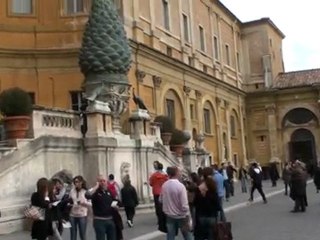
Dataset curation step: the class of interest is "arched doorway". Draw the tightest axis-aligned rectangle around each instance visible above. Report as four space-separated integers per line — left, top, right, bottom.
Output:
289 129 316 165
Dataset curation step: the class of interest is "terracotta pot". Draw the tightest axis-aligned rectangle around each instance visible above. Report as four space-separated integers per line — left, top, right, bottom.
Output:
170 145 185 157
161 132 172 145
3 116 31 139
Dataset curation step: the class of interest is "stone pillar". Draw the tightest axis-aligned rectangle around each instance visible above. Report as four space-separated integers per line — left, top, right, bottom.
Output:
183 86 192 147
195 90 203 133
215 97 223 163
266 104 279 160
153 75 162 114
86 111 112 138
129 109 151 140
239 104 248 165
225 100 233 163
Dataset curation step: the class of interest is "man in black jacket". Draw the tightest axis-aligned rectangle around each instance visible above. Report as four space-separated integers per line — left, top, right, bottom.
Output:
249 162 267 204
88 175 117 240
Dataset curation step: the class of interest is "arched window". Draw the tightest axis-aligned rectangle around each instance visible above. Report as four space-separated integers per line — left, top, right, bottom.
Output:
230 115 236 137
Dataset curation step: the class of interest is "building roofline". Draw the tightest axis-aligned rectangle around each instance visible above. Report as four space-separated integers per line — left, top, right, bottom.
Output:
242 18 285 38
215 1 242 24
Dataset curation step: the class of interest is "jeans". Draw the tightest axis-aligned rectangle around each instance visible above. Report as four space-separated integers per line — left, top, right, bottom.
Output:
166 216 193 240
197 217 216 240
218 197 226 222
240 178 247 193
224 180 230 200
93 219 116 240
70 216 87 240
124 206 135 222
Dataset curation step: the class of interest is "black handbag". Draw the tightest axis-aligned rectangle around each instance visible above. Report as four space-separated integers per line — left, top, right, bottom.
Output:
213 221 233 240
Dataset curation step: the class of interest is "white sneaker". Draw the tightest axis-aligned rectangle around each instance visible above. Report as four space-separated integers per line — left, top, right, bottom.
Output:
127 220 133 228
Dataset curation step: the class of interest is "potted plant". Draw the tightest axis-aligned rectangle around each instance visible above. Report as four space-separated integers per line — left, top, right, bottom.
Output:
154 115 174 145
0 87 33 139
170 129 191 157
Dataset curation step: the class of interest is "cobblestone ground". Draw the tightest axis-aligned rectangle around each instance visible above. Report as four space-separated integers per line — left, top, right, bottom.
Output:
2 180 310 240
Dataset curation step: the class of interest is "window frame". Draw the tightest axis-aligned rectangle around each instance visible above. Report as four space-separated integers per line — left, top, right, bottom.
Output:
70 91 86 111
203 108 211 134
8 0 36 17
182 13 190 43
162 0 170 31
213 36 219 60
166 99 175 126
199 25 206 52
225 44 231 66
230 115 236 138
60 0 89 17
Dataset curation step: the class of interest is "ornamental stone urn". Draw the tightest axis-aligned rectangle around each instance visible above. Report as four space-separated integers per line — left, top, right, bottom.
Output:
79 0 132 134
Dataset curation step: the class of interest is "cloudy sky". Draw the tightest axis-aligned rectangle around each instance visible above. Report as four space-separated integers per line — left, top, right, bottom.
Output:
220 0 320 72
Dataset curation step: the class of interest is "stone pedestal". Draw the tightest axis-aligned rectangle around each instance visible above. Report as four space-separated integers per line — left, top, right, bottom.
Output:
129 109 151 140
86 112 112 138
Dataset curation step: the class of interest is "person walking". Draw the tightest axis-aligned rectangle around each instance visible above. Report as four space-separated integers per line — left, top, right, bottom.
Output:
220 163 230 201
269 162 280 187
313 161 320 193
282 162 291 196
69 176 91 240
290 161 307 212
226 161 237 196
120 177 139 228
212 164 226 222
194 167 222 240
107 174 121 200
185 172 200 230
48 180 63 240
249 162 267 204
239 165 248 193
31 178 53 240
160 166 192 240
149 162 168 231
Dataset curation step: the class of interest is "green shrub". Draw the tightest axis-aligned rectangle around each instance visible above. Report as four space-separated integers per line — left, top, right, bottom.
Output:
0 87 33 116
154 115 174 133
170 129 191 145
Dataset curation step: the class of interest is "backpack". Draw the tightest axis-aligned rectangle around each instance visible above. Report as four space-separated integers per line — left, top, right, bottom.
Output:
107 181 117 199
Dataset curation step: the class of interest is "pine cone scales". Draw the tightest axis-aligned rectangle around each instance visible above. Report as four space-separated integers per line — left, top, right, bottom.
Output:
79 0 131 76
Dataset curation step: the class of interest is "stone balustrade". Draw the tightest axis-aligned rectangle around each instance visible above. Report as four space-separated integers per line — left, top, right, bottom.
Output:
32 106 82 139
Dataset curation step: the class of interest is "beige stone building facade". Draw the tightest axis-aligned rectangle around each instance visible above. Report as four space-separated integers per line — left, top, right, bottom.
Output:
1 0 318 169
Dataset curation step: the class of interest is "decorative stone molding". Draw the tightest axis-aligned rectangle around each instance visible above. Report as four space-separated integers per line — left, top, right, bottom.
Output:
183 86 191 96
195 90 202 99
265 104 276 114
135 69 146 83
153 75 162 88
215 97 222 106
224 100 230 109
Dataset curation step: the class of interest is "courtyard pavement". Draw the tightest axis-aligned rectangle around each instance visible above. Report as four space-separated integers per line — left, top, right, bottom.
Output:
2 179 315 240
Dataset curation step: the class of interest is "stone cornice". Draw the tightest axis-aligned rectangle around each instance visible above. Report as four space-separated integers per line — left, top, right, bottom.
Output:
0 47 80 57
129 40 246 97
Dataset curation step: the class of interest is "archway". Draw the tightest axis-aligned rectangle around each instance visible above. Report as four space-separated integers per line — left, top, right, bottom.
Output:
289 129 317 166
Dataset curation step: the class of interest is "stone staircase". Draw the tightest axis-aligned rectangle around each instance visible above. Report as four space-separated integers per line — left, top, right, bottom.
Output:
0 141 17 159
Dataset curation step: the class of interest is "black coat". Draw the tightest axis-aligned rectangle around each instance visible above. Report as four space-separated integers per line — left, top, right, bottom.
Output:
31 192 53 240
313 167 320 189
120 185 138 208
290 167 307 199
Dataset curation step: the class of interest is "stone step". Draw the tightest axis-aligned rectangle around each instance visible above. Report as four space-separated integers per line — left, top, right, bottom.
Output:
0 147 16 159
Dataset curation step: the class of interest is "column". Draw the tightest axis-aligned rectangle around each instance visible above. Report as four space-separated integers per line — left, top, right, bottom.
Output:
132 0 144 42
215 97 223 163
266 104 279 160
188 0 195 54
153 75 162 114
225 100 232 162
183 86 192 147
195 90 203 133
239 102 248 165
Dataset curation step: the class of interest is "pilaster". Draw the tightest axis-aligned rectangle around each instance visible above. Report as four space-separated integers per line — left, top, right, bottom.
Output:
183 86 192 147
266 104 278 160
215 96 223 163
195 90 203 133
153 75 162 114
225 100 232 163
239 103 248 165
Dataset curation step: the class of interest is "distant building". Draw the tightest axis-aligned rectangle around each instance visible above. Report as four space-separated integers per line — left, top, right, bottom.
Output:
0 0 317 168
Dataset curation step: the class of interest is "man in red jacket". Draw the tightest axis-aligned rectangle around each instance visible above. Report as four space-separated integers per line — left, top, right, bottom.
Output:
149 162 168 229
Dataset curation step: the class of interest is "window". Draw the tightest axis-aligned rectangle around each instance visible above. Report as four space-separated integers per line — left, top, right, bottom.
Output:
70 91 85 111
203 65 207 73
269 38 272 47
230 115 236 137
225 44 230 65
233 154 238 167
11 0 33 14
166 99 175 125
260 136 266 142
236 52 240 71
213 36 219 60
204 108 211 133
199 26 205 51
182 14 189 42
28 92 35 105
64 0 84 15
163 0 170 30
166 46 172 57
190 104 194 119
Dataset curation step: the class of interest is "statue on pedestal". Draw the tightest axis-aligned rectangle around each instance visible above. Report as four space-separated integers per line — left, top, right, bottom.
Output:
79 0 132 133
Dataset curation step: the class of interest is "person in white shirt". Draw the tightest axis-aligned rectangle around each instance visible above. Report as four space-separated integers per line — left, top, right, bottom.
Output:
69 175 91 240
220 163 230 201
